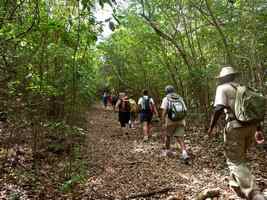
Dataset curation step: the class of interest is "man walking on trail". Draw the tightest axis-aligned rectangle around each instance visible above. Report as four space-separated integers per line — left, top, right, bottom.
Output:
115 92 131 134
208 66 265 200
138 89 159 142
111 93 118 111
129 95 138 129
160 85 189 161
102 91 108 109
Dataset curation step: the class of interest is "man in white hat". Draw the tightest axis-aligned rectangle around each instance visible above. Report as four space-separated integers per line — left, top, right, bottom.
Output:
208 66 265 200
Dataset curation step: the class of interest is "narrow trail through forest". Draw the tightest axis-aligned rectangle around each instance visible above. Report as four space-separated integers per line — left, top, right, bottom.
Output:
80 104 267 200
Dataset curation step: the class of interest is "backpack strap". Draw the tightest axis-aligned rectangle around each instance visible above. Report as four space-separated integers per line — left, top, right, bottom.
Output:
142 96 150 107
230 83 241 90
166 96 172 111
227 83 240 121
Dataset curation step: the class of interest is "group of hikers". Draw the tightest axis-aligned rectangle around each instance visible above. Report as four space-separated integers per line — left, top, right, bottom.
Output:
102 66 266 200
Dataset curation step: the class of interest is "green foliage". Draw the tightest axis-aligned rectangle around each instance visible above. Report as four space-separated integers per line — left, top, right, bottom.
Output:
97 0 267 114
0 0 111 121
60 175 83 193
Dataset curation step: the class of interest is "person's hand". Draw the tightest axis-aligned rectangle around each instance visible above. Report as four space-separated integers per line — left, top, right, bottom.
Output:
255 131 265 144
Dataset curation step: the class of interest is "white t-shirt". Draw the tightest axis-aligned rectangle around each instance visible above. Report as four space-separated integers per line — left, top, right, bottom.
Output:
160 96 185 126
138 96 155 109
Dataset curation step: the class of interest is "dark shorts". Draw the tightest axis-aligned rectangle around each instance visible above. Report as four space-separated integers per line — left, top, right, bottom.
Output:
119 111 130 127
140 112 153 123
111 100 116 106
111 97 117 106
103 96 108 106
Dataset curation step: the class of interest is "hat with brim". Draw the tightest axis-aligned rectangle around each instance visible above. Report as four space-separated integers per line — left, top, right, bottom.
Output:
216 66 238 79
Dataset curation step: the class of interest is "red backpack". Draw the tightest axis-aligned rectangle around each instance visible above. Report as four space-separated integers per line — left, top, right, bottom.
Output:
119 97 130 112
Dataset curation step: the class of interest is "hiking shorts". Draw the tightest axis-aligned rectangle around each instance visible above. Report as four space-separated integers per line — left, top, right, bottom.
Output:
103 96 108 106
118 111 130 127
166 124 185 138
111 98 117 106
140 112 153 123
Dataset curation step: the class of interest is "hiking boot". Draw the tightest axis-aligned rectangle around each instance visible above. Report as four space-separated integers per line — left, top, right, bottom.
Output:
143 136 149 142
181 151 189 160
161 149 168 157
161 149 176 157
180 151 190 164
179 157 190 165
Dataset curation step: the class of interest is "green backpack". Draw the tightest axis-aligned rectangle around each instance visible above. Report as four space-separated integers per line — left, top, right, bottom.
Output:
167 95 187 121
232 84 266 124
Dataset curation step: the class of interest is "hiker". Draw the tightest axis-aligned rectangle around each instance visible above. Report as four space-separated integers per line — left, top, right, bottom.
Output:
208 66 265 200
115 92 131 134
102 92 108 109
111 94 118 111
129 95 138 129
108 95 113 106
160 85 189 161
138 89 159 141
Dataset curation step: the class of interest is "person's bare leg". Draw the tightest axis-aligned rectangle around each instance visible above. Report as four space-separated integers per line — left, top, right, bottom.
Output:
147 123 152 137
177 137 186 152
165 135 171 150
143 122 149 141
177 137 189 159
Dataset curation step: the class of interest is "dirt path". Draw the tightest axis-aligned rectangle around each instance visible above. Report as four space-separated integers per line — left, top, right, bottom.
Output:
81 105 267 200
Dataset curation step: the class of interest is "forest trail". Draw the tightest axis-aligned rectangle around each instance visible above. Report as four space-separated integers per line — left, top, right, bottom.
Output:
80 104 266 200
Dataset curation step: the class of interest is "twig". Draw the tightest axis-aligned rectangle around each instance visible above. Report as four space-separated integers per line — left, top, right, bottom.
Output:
123 187 173 199
121 161 150 165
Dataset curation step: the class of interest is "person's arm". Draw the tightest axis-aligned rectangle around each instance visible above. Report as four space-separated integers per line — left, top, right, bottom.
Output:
153 104 159 117
160 98 168 127
150 98 159 116
208 105 225 136
161 108 167 126
115 99 121 112
137 98 142 112
208 85 227 136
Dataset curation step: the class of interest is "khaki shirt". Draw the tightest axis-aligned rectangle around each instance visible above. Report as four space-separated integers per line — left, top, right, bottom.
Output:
214 82 242 128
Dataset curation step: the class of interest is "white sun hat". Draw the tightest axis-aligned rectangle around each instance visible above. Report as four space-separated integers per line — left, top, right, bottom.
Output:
216 66 238 79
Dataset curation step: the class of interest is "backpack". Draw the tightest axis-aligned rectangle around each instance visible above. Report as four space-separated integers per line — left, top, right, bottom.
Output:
167 95 187 121
231 84 266 124
112 95 118 104
119 98 130 112
129 99 138 113
141 97 153 113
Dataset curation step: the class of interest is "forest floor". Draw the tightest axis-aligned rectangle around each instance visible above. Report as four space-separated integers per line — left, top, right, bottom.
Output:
0 104 266 200
79 104 267 200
